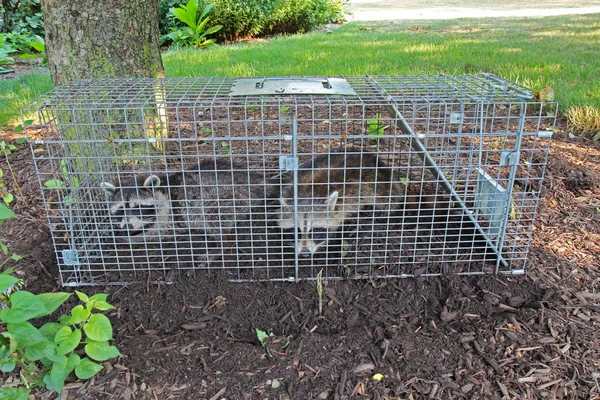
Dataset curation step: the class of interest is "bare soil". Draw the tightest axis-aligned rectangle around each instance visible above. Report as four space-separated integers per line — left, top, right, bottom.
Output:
1 116 599 399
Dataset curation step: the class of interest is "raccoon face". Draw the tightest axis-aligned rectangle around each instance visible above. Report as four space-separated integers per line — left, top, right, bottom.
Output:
278 191 343 256
101 175 171 241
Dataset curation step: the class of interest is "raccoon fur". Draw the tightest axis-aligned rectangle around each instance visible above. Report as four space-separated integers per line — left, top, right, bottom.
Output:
277 152 405 257
101 159 276 262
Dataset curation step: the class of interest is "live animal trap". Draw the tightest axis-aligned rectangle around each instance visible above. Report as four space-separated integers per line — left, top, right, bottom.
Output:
24 74 555 286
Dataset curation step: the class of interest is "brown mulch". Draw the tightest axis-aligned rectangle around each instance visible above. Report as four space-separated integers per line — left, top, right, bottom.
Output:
1 121 600 400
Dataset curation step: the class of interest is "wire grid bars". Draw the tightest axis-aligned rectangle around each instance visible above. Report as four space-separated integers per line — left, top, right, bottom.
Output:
24 74 555 286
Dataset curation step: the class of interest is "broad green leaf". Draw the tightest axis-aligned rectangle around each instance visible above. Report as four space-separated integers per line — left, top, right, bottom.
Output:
69 304 90 325
39 322 61 342
0 274 19 293
174 0 199 29
75 290 90 304
58 314 71 326
37 292 71 315
42 354 79 393
75 357 104 380
10 254 22 262
24 339 56 361
91 301 114 311
15 137 26 144
23 120 33 125
13 125 23 133
0 203 16 220
199 3 213 20
54 326 82 355
0 387 29 400
83 314 113 341
30 41 45 52
43 355 68 393
89 293 108 302
0 331 17 354
84 340 120 361
3 193 14 206
204 25 223 35
0 291 47 322
66 353 81 374
0 362 15 373
44 179 65 189
6 322 45 346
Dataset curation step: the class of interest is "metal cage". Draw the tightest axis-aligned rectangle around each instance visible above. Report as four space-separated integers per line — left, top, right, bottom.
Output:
24 74 555 286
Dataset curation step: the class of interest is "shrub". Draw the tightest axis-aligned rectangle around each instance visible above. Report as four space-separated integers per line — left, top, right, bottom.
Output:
1 0 44 37
158 0 348 42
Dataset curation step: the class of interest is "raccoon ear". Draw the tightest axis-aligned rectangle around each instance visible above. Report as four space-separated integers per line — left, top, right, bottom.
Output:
143 175 162 188
326 191 339 211
100 182 116 195
280 197 291 206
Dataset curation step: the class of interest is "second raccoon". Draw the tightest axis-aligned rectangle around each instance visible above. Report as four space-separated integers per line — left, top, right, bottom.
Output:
277 152 406 257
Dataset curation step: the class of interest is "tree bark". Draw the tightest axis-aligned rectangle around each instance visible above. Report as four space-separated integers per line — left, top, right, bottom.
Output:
41 0 164 85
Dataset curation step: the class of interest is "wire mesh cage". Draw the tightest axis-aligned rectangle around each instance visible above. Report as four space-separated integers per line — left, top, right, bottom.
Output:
24 74 555 286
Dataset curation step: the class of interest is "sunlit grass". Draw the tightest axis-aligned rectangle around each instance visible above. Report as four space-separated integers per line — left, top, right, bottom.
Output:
0 72 52 128
2 13 599 134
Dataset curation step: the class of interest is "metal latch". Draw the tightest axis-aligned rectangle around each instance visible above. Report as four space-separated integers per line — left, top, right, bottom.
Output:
499 150 520 167
62 249 80 266
279 156 298 171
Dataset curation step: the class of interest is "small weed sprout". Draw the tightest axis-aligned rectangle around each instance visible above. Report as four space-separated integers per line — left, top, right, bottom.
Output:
255 328 275 358
366 113 387 139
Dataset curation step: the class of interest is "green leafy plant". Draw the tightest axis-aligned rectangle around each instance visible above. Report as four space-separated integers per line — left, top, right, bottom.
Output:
0 206 20 278
255 328 275 358
0 275 120 396
161 0 223 48
2 0 44 37
366 113 387 139
0 138 24 206
1 32 45 57
0 35 16 66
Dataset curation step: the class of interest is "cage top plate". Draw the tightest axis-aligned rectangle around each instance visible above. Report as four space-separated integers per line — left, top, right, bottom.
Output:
229 77 358 96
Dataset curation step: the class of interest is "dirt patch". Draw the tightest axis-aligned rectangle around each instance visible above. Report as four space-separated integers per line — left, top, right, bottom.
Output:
1 120 600 399
0 60 48 80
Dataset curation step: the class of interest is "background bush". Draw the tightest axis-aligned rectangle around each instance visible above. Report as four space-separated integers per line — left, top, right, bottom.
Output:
0 0 44 36
159 0 347 42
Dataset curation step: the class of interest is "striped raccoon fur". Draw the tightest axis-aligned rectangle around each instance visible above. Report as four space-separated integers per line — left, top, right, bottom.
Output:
277 152 407 257
101 159 275 261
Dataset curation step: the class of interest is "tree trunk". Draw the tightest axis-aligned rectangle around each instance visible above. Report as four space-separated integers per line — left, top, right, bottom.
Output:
41 0 164 85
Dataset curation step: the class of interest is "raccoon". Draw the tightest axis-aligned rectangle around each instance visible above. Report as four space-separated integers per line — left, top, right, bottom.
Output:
101 158 276 262
276 151 497 263
277 152 406 257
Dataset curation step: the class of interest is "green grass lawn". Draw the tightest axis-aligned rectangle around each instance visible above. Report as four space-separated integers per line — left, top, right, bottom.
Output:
1 13 599 132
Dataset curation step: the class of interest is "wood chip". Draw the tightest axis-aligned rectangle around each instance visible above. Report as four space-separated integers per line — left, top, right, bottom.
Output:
351 363 375 374
208 387 226 400
537 379 562 390
181 322 207 330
